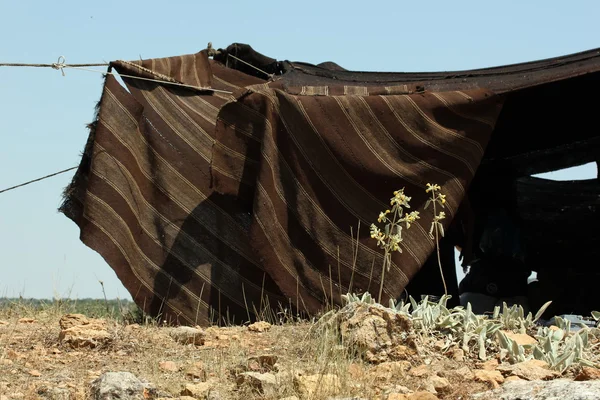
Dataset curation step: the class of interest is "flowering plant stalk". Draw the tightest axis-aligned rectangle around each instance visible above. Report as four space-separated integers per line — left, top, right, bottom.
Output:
425 183 448 296
370 188 420 304
370 184 448 304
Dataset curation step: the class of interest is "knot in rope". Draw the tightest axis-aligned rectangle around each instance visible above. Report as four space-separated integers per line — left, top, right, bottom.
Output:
51 56 67 76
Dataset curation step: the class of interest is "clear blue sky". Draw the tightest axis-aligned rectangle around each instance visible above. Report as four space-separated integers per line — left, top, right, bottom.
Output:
1 1 598 300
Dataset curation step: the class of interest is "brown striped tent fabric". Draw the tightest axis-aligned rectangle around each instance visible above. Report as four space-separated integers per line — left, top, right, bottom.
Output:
61 48 505 326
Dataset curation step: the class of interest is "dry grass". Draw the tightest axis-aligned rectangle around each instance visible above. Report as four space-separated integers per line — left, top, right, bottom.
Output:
0 302 504 400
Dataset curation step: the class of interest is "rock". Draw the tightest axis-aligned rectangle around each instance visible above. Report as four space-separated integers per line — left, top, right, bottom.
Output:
451 348 465 362
17 318 35 324
326 397 368 400
181 382 213 399
383 385 412 396
37 386 71 400
279 397 300 400
90 372 153 400
369 361 411 382
185 362 207 381
472 379 600 399
6 349 20 360
426 375 450 393
247 354 278 371
319 302 416 363
505 376 522 382
409 393 439 400
158 361 178 372
28 369 41 377
409 364 431 377
496 359 559 381
170 327 205 345
575 366 600 381
236 372 278 395
0 320 8 325
474 369 505 388
448 366 474 381
480 359 499 371
206 390 222 400
501 331 537 346
248 321 271 332
294 374 340 398
388 393 439 400
59 314 91 329
59 322 112 349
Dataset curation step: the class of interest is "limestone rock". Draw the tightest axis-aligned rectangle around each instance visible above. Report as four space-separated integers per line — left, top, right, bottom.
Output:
496 359 559 381
59 314 91 329
185 362 207 381
248 321 271 332
294 374 340 398
37 386 71 400
501 331 537 346
426 375 450 393
59 319 111 349
471 379 600 399
181 382 213 399
170 326 205 345
575 366 600 381
236 372 278 395
158 361 178 372
474 369 505 388
90 372 153 400
322 302 416 364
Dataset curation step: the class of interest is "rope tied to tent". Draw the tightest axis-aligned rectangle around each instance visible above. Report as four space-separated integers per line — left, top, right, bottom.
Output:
0 56 233 94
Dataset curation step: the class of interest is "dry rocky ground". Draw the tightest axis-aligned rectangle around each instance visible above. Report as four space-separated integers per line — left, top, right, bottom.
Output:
2 302 600 400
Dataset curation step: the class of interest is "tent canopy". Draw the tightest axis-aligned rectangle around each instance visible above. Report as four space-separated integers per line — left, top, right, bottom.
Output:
61 44 600 325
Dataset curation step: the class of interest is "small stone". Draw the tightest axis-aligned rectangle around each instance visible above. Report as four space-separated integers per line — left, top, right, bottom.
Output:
505 375 523 382
236 372 278 394
501 330 537 346
451 348 465 362
279 397 300 400
59 314 90 329
387 395 410 400
91 372 152 400
158 361 178 372
59 323 112 349
426 375 450 393
28 369 41 377
18 318 35 324
181 382 212 398
407 393 439 400
480 359 499 371
448 366 474 380
6 349 19 360
474 369 504 388
185 362 207 381
575 366 600 381
409 364 431 377
294 374 340 398
0 359 12 366
497 359 559 381
116 350 127 356
0 320 8 325
124 324 141 332
37 386 71 400
170 326 205 345
248 321 271 333
247 354 278 372
433 340 445 351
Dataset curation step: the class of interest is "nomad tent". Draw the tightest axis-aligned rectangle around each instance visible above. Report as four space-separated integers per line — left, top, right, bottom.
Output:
61 44 600 325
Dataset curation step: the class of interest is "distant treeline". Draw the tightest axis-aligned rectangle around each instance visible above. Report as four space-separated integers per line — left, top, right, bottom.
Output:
0 297 142 321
